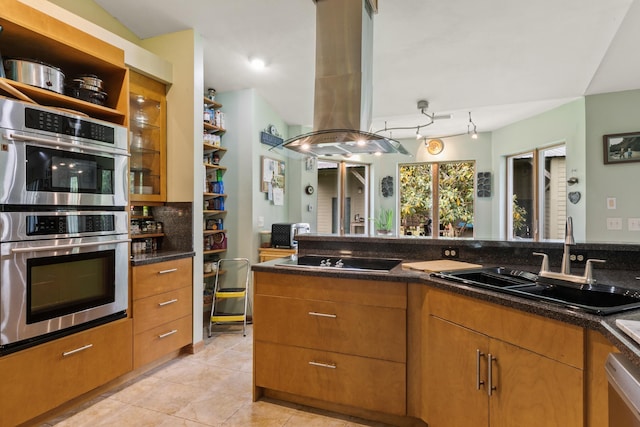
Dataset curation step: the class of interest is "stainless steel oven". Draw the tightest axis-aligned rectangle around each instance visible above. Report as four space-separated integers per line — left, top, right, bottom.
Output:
0 97 128 207
0 210 129 352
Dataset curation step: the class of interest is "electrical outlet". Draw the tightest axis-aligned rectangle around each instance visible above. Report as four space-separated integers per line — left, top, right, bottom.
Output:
569 252 587 263
607 217 622 230
442 247 460 259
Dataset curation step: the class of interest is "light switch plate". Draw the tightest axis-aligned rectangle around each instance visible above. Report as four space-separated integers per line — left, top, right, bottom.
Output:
629 218 640 231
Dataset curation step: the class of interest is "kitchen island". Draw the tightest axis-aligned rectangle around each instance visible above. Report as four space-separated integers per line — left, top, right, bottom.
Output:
252 235 640 427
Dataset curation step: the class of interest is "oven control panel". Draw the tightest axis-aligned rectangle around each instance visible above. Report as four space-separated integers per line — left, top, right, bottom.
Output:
25 107 115 144
26 214 116 236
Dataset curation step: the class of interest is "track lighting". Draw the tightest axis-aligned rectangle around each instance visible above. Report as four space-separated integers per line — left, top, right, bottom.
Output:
468 112 478 139
374 101 481 141
375 99 451 137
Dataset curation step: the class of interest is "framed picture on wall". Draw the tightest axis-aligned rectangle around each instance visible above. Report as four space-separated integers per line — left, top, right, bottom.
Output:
603 131 640 164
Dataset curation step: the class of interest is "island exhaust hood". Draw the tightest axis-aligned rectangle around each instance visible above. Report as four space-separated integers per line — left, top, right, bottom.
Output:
283 0 409 157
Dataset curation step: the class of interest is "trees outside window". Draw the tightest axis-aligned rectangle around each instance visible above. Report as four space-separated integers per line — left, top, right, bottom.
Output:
399 161 475 238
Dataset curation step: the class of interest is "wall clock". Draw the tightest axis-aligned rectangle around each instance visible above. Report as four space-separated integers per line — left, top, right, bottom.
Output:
427 138 444 155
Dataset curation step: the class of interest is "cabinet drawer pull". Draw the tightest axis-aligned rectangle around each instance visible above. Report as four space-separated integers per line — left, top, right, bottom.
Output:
308 311 337 318
158 298 178 307
476 349 485 390
308 361 336 369
158 329 178 339
62 343 93 357
487 354 497 396
158 268 178 274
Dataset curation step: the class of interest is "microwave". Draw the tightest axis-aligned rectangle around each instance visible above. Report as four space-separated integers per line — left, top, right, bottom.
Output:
271 223 310 248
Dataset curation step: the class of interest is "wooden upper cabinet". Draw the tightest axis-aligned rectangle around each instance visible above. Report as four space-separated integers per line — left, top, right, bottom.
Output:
0 1 128 124
129 71 167 202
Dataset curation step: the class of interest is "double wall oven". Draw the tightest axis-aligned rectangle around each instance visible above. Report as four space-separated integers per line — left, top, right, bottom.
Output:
0 97 129 354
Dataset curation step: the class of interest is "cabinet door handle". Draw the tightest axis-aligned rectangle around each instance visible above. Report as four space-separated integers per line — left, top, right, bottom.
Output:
62 343 93 357
158 268 178 274
487 354 497 396
308 361 337 369
158 329 178 339
476 349 485 390
158 298 178 307
308 311 337 318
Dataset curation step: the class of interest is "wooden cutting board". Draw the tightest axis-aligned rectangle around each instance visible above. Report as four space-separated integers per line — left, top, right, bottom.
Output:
402 260 482 272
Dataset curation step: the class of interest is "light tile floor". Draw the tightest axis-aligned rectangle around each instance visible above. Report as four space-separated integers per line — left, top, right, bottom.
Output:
42 324 393 426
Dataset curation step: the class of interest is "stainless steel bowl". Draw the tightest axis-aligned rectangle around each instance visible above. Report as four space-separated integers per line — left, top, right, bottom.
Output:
4 58 65 94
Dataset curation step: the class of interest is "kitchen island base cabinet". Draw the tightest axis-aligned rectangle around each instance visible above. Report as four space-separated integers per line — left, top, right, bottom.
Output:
425 289 584 427
0 318 132 427
255 341 406 415
253 272 415 425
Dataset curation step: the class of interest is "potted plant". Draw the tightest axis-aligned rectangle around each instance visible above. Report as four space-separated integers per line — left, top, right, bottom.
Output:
372 208 394 235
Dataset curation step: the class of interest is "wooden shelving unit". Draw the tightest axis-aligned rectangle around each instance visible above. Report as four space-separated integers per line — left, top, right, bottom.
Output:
202 96 228 311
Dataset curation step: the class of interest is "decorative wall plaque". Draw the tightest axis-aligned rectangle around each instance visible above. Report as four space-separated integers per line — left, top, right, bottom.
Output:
381 176 394 197
477 172 492 197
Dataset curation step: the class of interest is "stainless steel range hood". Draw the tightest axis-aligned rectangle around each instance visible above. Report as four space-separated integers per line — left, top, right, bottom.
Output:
283 0 409 157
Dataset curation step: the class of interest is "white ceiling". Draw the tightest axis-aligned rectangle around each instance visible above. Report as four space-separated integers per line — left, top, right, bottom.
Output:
94 0 640 140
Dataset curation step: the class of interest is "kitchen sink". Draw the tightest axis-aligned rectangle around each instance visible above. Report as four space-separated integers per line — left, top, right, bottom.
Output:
510 280 640 315
276 255 403 272
433 267 640 315
433 267 538 289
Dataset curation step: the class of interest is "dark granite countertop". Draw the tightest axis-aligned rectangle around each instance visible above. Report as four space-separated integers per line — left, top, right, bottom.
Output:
130 250 195 266
252 258 640 368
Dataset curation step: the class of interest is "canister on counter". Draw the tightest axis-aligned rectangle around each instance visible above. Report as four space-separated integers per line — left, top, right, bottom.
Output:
259 230 272 248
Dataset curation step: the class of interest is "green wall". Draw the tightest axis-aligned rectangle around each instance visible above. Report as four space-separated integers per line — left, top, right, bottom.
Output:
585 89 640 243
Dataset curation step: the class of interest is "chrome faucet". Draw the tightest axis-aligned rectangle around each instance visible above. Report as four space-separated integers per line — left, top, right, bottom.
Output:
533 217 606 285
561 216 575 275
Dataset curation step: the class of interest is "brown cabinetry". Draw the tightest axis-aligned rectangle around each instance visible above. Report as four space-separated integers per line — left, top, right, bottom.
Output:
132 258 193 368
253 272 407 417
425 289 584 427
129 71 167 202
258 247 296 262
0 1 128 125
0 319 132 427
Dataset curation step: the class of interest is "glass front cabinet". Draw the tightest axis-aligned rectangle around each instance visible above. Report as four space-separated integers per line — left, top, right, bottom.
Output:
129 71 167 202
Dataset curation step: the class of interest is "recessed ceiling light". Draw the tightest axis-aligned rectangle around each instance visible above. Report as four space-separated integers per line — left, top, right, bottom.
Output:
249 57 266 71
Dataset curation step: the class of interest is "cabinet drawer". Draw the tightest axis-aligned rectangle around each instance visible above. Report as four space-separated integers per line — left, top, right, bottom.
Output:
254 272 406 309
255 341 406 416
133 286 192 334
132 257 192 299
428 288 584 369
0 319 132 427
254 294 406 362
134 315 192 368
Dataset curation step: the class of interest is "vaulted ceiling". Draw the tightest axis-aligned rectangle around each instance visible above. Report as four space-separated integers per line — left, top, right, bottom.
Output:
94 0 640 139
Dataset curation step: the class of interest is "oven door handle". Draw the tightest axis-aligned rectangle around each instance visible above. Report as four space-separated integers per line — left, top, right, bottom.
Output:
11 239 131 253
8 133 130 157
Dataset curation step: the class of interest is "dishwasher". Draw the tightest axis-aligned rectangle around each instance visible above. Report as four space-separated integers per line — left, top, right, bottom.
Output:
606 353 640 426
